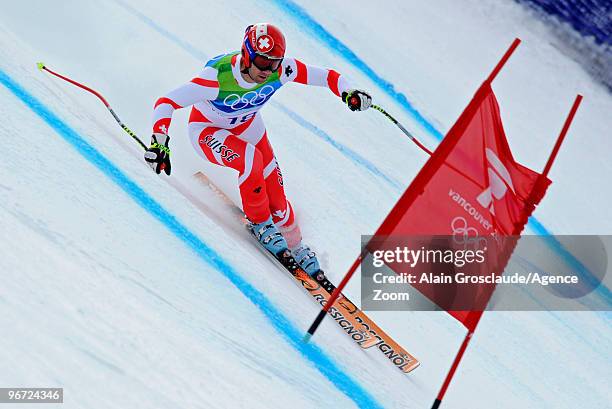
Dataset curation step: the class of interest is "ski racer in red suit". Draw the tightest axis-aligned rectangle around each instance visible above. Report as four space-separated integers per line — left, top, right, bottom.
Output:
145 23 372 278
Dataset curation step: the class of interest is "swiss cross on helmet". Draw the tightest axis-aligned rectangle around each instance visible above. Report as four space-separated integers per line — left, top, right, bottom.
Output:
241 23 286 69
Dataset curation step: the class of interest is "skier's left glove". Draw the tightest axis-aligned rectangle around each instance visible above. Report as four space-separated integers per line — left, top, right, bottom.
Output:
342 89 372 111
144 132 171 175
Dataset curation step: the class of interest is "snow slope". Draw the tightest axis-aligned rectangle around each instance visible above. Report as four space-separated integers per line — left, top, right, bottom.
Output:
1 0 610 408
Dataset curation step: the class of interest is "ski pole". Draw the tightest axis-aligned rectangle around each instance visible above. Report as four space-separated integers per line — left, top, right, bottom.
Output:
371 103 482 186
304 253 364 343
37 62 148 151
371 104 432 155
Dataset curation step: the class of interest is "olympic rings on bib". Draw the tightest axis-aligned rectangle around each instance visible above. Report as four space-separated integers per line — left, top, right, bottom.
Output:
223 85 276 111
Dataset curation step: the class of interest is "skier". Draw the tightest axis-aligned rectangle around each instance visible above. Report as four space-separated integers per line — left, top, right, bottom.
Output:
144 23 372 278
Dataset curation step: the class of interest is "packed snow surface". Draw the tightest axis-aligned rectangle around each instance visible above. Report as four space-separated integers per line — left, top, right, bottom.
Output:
1 1 610 408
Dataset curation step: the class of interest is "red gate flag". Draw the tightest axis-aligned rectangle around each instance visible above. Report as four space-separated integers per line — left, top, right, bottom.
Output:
372 80 550 330
305 38 583 409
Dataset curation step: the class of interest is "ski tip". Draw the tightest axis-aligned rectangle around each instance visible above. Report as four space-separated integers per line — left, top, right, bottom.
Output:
403 361 421 374
36 62 45 71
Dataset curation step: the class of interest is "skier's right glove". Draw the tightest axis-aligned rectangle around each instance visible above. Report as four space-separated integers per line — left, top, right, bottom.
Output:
144 132 171 175
342 89 372 111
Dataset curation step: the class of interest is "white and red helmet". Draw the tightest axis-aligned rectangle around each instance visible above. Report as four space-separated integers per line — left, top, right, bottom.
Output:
241 23 286 68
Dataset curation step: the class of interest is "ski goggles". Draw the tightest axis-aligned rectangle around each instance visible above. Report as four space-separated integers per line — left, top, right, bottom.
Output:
252 54 282 72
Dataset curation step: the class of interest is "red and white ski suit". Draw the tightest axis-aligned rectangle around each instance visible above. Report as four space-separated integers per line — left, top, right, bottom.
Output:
152 52 350 242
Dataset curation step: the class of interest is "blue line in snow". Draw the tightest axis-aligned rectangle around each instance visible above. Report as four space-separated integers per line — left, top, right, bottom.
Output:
111 0 608 300
0 68 382 409
528 217 612 304
270 101 404 190
269 0 612 298
268 0 444 141
114 0 208 61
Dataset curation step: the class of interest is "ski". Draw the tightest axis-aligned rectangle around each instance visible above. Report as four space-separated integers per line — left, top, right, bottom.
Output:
194 172 420 374
82 138 420 374
36 61 422 374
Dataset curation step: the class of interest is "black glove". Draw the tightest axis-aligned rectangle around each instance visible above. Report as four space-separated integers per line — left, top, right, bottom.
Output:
144 133 171 175
342 89 372 111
